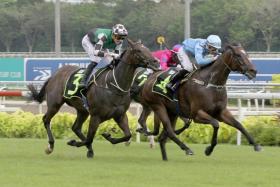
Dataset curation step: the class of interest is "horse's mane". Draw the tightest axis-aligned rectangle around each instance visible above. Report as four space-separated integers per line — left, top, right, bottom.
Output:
119 49 127 59
200 61 215 69
224 42 242 50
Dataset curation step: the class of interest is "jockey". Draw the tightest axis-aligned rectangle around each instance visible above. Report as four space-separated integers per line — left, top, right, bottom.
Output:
166 34 222 91
80 24 128 88
152 44 182 70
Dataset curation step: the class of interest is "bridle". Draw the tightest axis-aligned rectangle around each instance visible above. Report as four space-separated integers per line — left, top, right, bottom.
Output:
221 46 249 74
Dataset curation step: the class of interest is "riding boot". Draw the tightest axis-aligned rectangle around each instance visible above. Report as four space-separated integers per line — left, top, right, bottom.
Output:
166 69 189 92
80 61 98 88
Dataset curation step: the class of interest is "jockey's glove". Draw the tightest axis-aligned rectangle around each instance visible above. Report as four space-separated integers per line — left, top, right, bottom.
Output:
108 52 120 59
213 55 219 61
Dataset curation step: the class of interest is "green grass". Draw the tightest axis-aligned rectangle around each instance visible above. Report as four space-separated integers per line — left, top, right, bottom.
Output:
0 138 279 187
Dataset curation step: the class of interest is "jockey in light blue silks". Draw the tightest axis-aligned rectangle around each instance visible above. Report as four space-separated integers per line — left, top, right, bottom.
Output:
166 35 222 91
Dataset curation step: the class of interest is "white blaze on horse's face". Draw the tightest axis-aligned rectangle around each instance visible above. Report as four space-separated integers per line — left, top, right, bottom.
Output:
240 49 246 55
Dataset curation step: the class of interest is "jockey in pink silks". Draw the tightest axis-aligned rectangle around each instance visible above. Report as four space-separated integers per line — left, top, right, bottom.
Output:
152 44 181 70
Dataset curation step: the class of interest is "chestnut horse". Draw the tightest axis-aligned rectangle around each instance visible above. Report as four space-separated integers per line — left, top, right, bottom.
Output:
138 44 261 160
27 39 159 158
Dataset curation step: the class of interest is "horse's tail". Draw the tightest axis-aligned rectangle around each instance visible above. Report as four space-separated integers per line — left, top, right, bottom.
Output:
27 79 50 103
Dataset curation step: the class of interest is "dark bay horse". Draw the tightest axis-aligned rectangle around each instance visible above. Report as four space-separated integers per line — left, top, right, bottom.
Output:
131 70 191 137
138 44 261 160
131 52 191 138
27 39 159 158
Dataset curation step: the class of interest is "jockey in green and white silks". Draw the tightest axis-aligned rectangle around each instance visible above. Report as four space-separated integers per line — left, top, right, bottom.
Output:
80 24 128 88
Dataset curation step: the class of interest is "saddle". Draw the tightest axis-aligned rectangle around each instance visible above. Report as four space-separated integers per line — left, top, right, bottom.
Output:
152 68 180 101
63 66 110 100
130 68 153 98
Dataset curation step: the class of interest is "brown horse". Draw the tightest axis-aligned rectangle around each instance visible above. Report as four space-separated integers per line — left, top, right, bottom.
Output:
131 69 192 137
131 53 191 138
27 39 159 158
138 44 261 160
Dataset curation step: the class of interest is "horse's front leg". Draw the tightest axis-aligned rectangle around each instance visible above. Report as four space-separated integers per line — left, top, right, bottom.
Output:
67 110 89 146
219 109 262 151
74 116 102 158
194 110 220 156
102 114 131 144
174 117 192 135
154 106 193 160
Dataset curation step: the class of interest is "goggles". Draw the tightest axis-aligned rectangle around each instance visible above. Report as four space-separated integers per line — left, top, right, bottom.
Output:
114 35 126 40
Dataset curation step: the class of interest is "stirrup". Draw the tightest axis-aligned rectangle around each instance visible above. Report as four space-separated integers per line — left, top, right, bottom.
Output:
81 95 89 111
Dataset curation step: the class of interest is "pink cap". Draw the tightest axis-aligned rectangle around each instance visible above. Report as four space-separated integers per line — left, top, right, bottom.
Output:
172 44 182 53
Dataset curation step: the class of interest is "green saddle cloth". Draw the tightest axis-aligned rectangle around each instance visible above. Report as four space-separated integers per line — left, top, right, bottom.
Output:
152 68 179 101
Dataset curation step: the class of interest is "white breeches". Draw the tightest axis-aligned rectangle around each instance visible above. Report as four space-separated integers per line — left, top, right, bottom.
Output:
177 47 194 72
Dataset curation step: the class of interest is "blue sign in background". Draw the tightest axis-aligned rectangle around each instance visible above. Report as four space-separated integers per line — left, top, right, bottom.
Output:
25 58 91 81
23 57 280 82
229 58 280 81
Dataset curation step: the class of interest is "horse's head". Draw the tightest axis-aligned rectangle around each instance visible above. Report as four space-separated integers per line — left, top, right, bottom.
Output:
126 38 160 71
222 43 257 80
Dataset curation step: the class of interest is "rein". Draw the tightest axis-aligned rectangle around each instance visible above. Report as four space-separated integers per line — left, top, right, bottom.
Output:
109 67 130 93
192 78 226 90
108 51 145 93
190 51 236 90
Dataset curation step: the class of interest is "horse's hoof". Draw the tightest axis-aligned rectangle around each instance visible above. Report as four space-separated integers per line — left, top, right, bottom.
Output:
136 128 144 133
136 128 150 136
67 139 77 146
186 149 194 156
254 144 262 152
87 151 94 158
75 141 86 147
45 147 53 155
102 132 111 139
125 140 131 146
204 146 213 156
45 144 53 155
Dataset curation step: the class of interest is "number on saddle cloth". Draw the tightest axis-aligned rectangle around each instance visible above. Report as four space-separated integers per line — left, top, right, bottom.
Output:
63 69 85 99
152 67 179 100
130 68 153 98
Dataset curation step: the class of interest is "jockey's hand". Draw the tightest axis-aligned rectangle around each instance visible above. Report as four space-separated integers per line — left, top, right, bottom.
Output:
213 55 219 61
176 64 182 68
107 52 119 59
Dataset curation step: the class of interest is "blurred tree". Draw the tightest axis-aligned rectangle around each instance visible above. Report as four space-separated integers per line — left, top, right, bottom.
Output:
0 6 21 51
191 0 254 48
35 3 54 51
15 0 44 7
61 2 112 52
119 0 160 49
249 0 280 52
17 3 47 52
0 0 279 52
150 0 184 48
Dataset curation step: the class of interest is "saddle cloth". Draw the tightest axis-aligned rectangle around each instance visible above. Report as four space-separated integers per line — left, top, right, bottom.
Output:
63 69 85 99
63 66 109 99
152 68 179 101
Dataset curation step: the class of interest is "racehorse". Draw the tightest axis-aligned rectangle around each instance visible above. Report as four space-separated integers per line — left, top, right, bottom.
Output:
131 70 191 137
138 43 261 160
131 50 191 139
27 39 159 158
